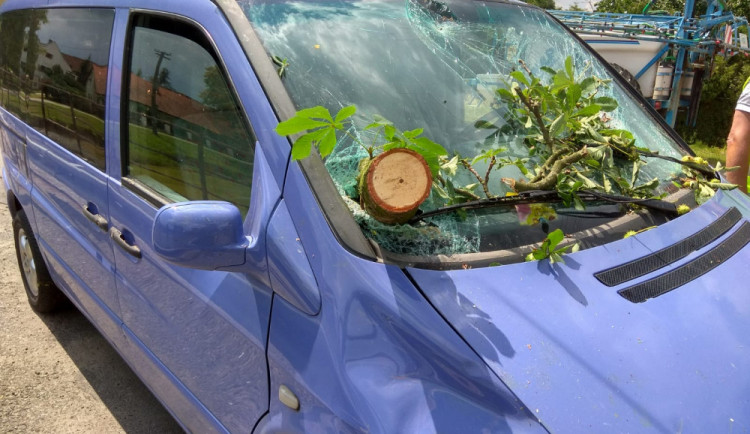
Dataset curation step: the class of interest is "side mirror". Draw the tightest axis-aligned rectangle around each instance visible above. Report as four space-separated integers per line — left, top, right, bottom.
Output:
152 201 248 270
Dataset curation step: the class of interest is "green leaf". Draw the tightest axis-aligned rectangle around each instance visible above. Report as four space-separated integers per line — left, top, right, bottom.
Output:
403 128 424 139
600 129 633 140
365 114 393 130
565 56 574 80
547 228 564 248
410 137 448 157
422 154 441 177
541 66 556 75
291 134 314 160
566 84 581 110
317 128 338 158
553 71 573 89
711 182 738 190
573 195 585 210
334 105 356 123
441 155 459 176
382 141 400 151
572 104 601 118
593 96 618 112
549 114 566 138
514 160 530 176
496 88 515 101
580 76 597 96
510 70 529 87
296 106 334 121
384 125 396 140
275 117 329 136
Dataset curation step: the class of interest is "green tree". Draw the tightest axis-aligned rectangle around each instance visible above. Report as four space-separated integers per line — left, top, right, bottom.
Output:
526 0 557 9
725 0 750 19
676 55 750 147
595 0 706 15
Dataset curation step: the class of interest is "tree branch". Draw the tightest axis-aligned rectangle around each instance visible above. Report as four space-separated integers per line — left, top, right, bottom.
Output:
514 87 553 151
461 159 492 198
531 148 568 183
511 147 589 192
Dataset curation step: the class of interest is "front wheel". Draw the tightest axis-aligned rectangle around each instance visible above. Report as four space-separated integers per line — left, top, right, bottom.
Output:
13 209 67 313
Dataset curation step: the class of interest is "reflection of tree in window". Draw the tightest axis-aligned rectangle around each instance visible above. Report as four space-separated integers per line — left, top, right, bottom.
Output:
200 66 232 110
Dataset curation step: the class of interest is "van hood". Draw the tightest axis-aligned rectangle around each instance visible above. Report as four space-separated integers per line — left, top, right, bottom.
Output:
407 193 750 432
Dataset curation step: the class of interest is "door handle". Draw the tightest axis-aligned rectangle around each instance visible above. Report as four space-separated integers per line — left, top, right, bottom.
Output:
110 227 142 259
82 203 108 232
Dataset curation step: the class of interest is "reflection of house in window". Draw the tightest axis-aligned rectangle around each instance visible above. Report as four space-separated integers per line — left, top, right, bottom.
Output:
21 39 72 82
22 39 107 107
128 73 246 156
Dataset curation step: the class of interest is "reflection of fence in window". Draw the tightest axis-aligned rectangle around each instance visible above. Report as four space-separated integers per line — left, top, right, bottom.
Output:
128 109 253 213
0 69 106 169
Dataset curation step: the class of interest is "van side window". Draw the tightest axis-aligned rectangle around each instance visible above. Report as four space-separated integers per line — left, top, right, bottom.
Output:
0 8 114 171
123 15 255 216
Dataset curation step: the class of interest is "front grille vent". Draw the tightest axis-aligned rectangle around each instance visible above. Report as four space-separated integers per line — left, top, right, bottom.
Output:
618 221 750 303
595 207 741 287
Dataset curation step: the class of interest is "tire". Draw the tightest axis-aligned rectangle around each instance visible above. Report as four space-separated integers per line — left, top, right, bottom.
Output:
611 63 642 96
13 209 67 313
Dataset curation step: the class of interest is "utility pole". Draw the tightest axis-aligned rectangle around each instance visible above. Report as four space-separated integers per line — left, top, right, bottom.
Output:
150 49 171 134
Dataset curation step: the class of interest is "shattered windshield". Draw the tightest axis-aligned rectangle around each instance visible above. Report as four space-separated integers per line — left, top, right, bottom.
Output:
241 0 690 260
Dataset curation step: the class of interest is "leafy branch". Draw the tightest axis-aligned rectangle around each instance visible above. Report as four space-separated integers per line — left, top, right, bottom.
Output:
525 228 579 263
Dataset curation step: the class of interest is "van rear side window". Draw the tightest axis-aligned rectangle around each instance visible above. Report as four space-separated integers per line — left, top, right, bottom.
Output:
0 8 114 170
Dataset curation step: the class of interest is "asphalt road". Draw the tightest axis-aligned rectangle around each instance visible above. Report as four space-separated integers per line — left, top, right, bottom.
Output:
0 159 183 433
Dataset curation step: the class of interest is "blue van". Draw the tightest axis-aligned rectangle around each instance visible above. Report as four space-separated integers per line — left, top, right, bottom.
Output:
2 0 750 431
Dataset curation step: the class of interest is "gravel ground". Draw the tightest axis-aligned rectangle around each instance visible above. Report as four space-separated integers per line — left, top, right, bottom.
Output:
0 164 183 433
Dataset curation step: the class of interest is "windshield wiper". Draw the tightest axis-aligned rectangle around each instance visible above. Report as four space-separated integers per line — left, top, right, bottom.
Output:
409 189 678 223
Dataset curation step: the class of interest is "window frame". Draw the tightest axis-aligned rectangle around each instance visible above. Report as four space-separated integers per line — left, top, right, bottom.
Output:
120 10 257 210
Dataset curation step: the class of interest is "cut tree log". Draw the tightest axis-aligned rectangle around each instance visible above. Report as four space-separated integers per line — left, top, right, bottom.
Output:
360 148 432 224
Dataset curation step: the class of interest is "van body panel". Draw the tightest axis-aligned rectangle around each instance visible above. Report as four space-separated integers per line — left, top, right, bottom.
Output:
3 0 750 431
26 131 120 314
264 161 546 432
118 323 228 433
408 192 750 431
102 1 278 430
107 159 275 432
0 112 32 212
31 231 126 350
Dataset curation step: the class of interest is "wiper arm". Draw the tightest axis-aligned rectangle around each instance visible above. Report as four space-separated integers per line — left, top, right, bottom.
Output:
409 189 678 223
